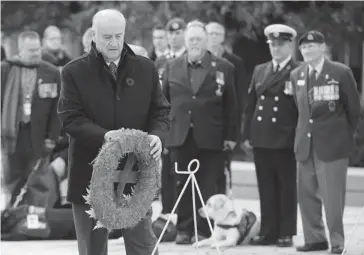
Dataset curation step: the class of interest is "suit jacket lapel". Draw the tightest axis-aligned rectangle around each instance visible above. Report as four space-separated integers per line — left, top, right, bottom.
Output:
194 54 214 94
263 60 295 93
255 62 273 94
181 56 192 92
302 64 311 113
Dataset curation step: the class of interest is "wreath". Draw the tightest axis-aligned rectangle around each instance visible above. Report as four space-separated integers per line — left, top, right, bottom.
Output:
83 128 161 230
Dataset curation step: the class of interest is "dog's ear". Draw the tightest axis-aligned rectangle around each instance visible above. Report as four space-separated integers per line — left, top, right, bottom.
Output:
213 196 225 210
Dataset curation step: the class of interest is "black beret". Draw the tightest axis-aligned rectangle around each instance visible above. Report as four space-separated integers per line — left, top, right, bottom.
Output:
165 18 186 32
298 30 326 46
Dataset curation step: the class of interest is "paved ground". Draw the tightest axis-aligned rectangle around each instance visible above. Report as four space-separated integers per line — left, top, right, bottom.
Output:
1 199 364 255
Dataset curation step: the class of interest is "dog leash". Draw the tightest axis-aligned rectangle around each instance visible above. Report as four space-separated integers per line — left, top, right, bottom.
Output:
224 150 233 198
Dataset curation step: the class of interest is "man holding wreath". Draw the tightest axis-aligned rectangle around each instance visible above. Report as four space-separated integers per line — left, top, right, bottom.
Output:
57 9 170 255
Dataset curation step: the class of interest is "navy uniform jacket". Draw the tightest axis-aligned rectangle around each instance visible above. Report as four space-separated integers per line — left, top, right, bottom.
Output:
290 58 361 162
242 59 299 148
57 43 170 203
162 52 238 150
1 58 61 159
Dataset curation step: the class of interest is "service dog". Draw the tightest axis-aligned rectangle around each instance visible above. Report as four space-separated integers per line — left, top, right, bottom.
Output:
193 194 260 249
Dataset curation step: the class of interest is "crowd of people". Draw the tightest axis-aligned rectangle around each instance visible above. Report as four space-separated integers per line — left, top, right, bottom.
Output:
1 7 361 255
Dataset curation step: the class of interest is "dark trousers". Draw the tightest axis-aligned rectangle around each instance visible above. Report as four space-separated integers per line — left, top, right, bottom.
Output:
216 152 232 195
161 152 176 214
72 203 158 255
3 123 35 205
253 147 297 238
171 129 224 236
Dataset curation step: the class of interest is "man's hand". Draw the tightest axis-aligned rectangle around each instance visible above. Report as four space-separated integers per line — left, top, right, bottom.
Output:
51 157 66 180
224 140 236 151
44 139 56 153
149 135 162 161
243 140 252 150
104 129 124 142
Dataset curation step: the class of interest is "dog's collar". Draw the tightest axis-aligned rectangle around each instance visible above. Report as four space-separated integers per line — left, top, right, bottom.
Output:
217 224 240 229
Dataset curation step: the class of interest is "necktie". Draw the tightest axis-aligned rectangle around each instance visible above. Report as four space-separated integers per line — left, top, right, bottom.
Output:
274 64 280 73
308 69 317 104
109 62 118 81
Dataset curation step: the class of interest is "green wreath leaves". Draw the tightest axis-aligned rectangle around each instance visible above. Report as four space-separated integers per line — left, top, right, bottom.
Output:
83 129 161 230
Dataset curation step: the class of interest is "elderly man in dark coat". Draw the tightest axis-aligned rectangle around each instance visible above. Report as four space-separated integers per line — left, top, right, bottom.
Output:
57 9 170 255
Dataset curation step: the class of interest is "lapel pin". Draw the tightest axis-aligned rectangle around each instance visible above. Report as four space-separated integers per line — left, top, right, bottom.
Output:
301 72 304 77
126 78 135 87
325 74 329 79
211 61 216 67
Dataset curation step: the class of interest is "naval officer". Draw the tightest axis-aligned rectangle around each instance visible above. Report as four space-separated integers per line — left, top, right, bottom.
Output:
242 24 300 247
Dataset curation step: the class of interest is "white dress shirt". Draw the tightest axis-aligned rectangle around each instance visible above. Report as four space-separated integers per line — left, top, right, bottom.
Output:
272 55 292 72
308 57 325 78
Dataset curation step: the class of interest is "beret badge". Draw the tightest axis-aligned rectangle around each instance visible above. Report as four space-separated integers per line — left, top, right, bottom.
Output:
172 22 179 30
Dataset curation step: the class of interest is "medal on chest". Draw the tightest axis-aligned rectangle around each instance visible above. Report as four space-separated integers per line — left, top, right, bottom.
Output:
215 71 225 97
23 100 31 116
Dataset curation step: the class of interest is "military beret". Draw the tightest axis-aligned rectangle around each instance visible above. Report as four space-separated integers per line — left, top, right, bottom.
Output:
264 24 297 43
298 30 326 46
165 18 186 32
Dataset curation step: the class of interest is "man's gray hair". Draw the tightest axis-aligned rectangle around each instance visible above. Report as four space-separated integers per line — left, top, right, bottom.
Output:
92 9 126 31
186 20 207 33
205 22 225 33
43 25 61 39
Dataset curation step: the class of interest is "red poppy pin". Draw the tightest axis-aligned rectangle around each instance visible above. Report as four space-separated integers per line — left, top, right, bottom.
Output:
126 78 135 87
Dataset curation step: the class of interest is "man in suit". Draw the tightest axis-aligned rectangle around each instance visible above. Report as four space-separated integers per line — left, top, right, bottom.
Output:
1 31 61 205
291 31 360 254
163 20 238 244
149 25 169 61
242 24 300 247
206 21 248 195
57 9 170 255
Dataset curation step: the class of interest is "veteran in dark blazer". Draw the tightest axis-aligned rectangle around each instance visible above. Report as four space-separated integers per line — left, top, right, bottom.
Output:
162 20 238 244
57 9 170 255
242 24 299 247
291 31 360 254
1 31 61 205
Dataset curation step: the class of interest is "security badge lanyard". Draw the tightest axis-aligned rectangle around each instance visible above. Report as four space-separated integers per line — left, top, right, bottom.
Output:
215 70 225 96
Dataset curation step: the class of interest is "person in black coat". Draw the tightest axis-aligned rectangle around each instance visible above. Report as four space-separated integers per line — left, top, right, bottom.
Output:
162 20 238 244
242 24 300 247
57 9 170 255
